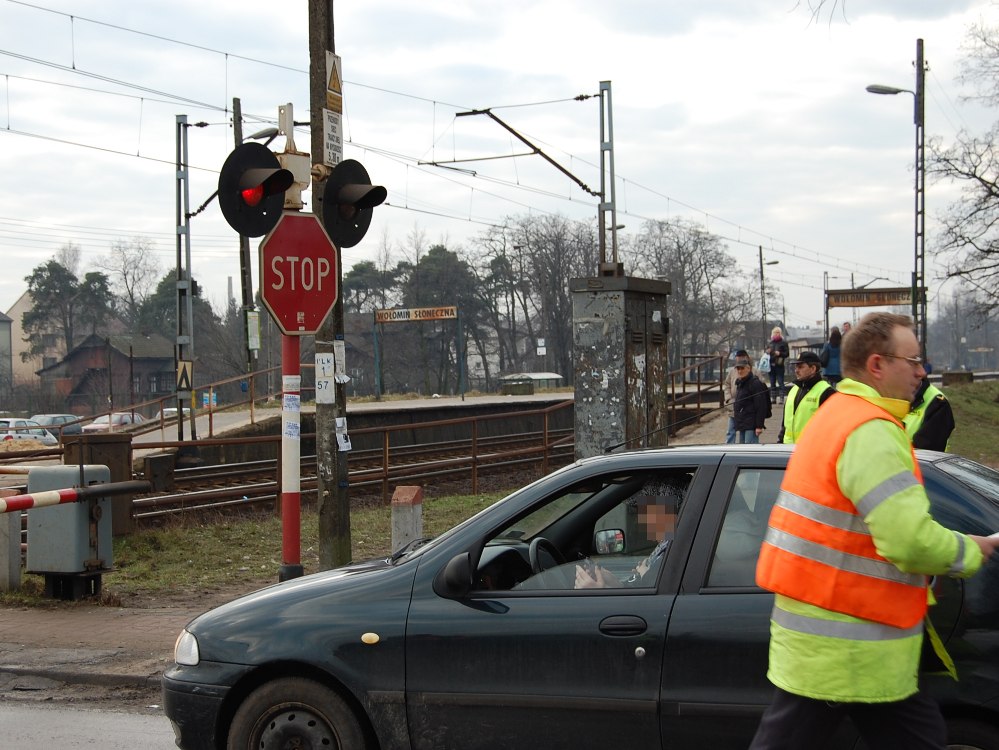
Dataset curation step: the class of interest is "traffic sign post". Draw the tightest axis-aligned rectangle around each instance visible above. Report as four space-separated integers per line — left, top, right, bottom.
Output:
258 211 339 581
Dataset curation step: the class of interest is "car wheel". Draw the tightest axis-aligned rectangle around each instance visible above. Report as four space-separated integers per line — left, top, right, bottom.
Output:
947 718 999 750
227 677 368 750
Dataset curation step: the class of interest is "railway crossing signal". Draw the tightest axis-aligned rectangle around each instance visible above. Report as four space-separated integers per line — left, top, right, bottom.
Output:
321 159 386 248
218 142 294 237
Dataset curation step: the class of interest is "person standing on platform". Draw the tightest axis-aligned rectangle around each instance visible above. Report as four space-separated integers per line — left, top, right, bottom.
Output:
778 351 834 444
750 311 998 750
819 326 843 384
724 349 757 444
767 327 790 404
732 356 770 444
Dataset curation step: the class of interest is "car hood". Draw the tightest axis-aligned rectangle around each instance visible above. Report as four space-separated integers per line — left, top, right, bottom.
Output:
184 556 415 666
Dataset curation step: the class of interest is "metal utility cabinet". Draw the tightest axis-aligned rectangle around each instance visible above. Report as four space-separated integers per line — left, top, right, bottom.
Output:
26 464 113 600
572 275 671 459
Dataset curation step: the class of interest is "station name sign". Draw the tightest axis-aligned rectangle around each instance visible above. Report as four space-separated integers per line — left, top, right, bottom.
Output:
826 287 916 308
375 306 458 323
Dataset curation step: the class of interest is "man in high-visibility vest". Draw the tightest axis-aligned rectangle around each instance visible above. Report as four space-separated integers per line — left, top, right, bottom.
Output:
778 350 834 444
750 312 999 750
903 376 955 452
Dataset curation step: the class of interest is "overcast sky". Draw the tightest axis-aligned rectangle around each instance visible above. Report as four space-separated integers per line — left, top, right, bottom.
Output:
1 0 997 331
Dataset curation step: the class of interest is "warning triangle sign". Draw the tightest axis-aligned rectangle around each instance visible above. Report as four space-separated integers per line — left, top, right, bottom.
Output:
177 360 193 392
328 62 342 94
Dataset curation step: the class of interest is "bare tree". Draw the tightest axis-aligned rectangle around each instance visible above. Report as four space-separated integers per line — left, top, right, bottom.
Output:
629 219 746 367
97 237 160 327
55 242 81 277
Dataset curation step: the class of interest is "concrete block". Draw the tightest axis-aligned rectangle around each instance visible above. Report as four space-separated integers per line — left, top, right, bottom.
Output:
391 486 423 553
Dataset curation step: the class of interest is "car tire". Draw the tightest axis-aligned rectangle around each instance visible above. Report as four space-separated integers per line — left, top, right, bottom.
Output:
226 676 368 750
947 718 999 750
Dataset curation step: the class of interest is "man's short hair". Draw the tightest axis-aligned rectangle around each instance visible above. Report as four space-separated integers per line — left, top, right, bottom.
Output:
841 312 914 378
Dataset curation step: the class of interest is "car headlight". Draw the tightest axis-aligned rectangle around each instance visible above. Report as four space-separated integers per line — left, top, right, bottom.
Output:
174 629 200 666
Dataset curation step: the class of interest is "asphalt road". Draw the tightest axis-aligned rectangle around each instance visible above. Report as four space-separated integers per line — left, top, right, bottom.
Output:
0 703 175 748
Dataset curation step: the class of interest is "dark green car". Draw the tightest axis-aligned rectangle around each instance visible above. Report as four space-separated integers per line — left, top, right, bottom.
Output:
162 445 999 750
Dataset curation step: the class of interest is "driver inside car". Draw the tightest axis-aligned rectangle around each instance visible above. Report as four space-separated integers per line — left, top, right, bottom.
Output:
575 492 680 589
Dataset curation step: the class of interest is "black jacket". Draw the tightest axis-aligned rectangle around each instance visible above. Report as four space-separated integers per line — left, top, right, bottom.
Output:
768 338 790 372
909 379 956 452
733 374 770 431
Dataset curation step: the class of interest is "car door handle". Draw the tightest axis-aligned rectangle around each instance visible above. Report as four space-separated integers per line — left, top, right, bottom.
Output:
598 615 648 637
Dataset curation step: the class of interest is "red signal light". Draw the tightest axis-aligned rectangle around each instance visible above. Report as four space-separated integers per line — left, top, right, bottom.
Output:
241 185 265 207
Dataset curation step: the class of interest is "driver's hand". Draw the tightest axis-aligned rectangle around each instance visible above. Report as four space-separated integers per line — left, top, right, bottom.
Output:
574 563 619 589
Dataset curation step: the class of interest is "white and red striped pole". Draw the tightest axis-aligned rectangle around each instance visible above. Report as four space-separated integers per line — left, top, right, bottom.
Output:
0 481 151 514
279 333 304 581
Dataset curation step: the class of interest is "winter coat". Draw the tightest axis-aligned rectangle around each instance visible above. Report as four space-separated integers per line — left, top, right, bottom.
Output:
733 374 770 431
768 338 789 372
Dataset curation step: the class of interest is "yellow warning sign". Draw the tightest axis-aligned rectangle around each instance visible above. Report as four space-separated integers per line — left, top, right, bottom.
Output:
177 360 193 392
326 52 343 113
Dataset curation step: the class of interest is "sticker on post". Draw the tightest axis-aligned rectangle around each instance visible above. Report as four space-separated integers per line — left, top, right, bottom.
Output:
334 340 351 383
335 417 351 451
284 421 301 439
315 353 335 404
283 394 300 412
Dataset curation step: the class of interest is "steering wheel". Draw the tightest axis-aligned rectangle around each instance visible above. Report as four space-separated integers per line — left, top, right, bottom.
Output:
528 537 566 574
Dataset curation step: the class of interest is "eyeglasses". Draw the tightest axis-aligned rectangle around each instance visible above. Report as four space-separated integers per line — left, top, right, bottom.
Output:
879 353 924 368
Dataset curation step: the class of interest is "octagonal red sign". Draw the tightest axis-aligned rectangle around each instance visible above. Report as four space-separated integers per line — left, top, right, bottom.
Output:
259 212 338 335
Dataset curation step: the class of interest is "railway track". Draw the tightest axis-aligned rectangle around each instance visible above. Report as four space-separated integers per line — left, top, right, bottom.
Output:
133 427 576 520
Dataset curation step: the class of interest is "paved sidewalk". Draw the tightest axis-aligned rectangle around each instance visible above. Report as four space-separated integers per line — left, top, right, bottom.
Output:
0 603 200 691
0 402 767 696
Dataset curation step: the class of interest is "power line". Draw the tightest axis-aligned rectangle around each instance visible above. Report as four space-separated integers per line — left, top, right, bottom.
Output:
1 2 927 285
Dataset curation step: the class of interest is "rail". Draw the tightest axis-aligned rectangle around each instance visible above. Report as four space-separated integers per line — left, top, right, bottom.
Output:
129 399 575 515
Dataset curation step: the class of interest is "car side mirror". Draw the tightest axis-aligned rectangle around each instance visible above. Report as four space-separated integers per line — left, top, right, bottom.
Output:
433 552 473 599
594 528 626 554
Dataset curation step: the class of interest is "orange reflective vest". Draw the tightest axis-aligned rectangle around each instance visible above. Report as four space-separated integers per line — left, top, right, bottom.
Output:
757 392 928 629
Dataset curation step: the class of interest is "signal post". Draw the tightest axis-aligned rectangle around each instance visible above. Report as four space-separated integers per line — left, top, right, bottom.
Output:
217 90 383 579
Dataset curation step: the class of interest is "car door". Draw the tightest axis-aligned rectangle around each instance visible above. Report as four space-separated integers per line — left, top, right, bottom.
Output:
405 463 713 750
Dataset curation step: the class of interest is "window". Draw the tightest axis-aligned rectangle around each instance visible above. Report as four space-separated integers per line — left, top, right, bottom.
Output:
707 469 783 588
475 468 696 593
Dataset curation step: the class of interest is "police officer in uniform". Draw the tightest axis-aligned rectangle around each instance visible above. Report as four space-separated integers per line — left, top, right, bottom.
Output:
778 350 834 444
903 376 955 452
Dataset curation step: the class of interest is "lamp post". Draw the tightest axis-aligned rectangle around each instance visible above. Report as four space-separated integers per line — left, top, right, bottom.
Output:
866 38 927 356
759 246 779 347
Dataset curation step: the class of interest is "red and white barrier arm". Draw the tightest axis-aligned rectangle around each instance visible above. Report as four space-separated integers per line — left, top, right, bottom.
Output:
0 480 151 514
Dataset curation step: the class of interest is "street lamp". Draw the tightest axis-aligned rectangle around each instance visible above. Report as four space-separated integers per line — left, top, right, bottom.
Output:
866 38 927 356
759 246 779 346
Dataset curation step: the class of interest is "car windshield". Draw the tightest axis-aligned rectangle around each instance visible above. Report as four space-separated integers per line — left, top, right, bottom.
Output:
935 456 999 506
92 416 110 424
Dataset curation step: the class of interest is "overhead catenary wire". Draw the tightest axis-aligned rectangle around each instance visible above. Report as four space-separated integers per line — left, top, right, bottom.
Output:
0 1 959 311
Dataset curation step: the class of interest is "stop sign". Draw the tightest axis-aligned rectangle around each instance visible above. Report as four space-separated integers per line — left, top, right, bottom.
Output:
259 212 339 335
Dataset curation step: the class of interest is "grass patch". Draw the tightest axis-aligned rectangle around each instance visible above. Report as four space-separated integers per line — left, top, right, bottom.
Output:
942 380 999 465
0 490 505 607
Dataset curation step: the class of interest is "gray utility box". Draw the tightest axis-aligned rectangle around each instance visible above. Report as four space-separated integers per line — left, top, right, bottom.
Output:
26 465 112 599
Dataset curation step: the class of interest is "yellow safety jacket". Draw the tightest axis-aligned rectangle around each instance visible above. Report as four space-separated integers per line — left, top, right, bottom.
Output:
903 382 951 450
757 379 983 702
780 379 831 444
